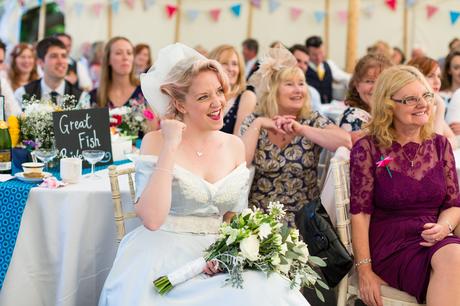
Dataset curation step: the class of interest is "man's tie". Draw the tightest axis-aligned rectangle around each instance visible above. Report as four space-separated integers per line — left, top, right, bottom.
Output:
50 91 59 105
317 64 325 81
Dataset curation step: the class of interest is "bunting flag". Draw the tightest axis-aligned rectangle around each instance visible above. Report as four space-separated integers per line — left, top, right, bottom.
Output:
313 11 326 23
112 0 121 13
426 5 438 19
38 0 43 5
18 0 25 7
385 0 397 11
290 7 302 21
406 0 416 7
362 4 375 18
143 0 156 10
230 3 241 17
166 4 178 19
450 11 460 25
186 9 199 21
314 11 325 23
125 0 135 9
74 2 84 16
337 10 348 24
55 0 65 11
251 0 261 9
210 8 221 22
268 0 280 13
92 3 104 17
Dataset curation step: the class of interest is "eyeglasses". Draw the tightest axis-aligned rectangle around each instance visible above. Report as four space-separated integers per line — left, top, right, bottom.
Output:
390 92 435 106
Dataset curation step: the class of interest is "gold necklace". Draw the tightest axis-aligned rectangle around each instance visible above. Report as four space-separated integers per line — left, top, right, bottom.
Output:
401 143 422 167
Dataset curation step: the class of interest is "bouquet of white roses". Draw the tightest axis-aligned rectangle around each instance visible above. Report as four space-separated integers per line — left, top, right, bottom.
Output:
20 95 79 149
109 98 154 138
154 202 328 301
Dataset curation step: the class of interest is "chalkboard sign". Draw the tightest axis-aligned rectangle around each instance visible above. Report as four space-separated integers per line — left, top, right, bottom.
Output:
52 108 113 168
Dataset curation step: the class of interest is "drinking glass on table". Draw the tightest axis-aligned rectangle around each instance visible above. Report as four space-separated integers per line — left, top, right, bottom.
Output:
34 146 59 172
82 149 105 179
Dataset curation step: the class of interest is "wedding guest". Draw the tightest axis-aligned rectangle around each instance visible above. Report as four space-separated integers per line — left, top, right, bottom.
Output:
440 49 460 102
0 39 7 77
98 43 312 306
240 47 351 226
14 37 86 107
408 56 457 148
134 43 152 77
392 46 405 65
289 44 322 112
305 35 350 104
410 46 426 61
208 45 256 135
88 41 105 88
7 43 39 91
89 36 157 133
54 33 93 91
0 40 20 117
350 65 460 306
438 37 460 69
367 40 393 59
339 53 393 136
242 38 259 80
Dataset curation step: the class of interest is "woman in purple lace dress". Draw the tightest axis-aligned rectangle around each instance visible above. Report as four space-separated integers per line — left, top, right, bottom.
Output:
350 65 460 306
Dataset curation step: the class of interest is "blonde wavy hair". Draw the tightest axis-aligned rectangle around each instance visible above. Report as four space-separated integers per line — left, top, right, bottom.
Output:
255 66 311 119
160 58 229 120
208 45 246 98
368 65 434 147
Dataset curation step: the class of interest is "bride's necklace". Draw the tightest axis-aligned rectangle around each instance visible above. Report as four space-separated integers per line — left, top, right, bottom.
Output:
184 139 210 158
401 143 422 168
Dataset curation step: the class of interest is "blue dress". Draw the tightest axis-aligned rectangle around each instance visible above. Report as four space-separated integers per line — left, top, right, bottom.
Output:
98 155 311 306
220 94 242 134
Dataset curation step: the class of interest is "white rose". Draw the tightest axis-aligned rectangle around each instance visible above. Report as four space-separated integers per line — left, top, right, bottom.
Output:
240 235 260 261
280 243 288 255
277 264 290 274
241 208 253 217
225 228 239 246
294 245 310 263
258 223 272 239
271 254 281 266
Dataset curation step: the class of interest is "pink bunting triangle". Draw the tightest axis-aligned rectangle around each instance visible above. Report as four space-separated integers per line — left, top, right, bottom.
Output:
290 7 302 20
125 0 135 9
426 5 438 19
210 8 221 22
92 3 104 17
337 10 348 24
166 4 178 19
251 0 261 9
385 0 397 11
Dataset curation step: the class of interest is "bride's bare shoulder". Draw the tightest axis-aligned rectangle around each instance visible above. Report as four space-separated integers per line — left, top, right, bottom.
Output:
217 131 245 163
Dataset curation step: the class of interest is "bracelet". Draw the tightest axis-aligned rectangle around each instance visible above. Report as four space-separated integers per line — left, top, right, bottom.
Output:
355 258 372 268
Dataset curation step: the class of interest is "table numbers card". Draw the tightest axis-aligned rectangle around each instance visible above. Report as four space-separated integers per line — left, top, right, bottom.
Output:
53 108 113 168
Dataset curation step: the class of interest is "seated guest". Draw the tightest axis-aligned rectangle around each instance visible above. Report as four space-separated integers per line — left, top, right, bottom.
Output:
7 43 39 91
392 46 406 65
367 40 393 60
14 37 86 107
440 49 460 102
289 44 322 112
350 65 460 306
208 45 256 135
242 38 259 81
134 43 153 77
89 37 158 132
408 56 457 148
339 53 393 138
88 41 105 88
305 35 350 104
0 40 20 117
240 46 351 226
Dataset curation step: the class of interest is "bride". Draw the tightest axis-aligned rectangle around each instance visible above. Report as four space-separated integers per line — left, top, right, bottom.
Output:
98 43 311 306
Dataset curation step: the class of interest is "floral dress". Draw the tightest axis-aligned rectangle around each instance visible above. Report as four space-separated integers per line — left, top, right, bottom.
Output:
241 112 332 226
338 106 371 132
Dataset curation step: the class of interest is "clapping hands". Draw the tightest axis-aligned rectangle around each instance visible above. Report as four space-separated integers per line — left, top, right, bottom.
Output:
255 115 304 136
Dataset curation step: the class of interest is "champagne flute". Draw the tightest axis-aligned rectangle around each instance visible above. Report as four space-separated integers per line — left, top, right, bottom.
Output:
34 146 59 172
82 149 105 179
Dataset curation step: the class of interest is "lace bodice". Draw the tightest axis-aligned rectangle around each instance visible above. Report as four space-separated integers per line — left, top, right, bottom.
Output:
134 155 250 217
350 134 460 215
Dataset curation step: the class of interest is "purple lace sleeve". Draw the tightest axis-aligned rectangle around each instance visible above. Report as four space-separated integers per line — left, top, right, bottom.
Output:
440 137 460 209
350 137 375 215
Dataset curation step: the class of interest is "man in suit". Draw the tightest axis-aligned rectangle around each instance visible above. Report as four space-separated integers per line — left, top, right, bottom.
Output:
242 38 259 81
305 36 350 104
14 37 87 108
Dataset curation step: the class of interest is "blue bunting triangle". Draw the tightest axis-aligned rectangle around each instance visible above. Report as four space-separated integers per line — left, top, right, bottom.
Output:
314 11 325 23
268 0 280 13
450 11 460 25
406 0 416 7
74 2 84 16
230 3 241 17
186 9 200 22
112 0 120 14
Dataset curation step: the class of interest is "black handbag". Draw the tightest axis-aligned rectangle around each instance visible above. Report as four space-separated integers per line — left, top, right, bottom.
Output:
295 198 353 288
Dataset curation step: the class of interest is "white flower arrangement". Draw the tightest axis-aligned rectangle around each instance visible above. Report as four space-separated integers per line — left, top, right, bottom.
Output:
154 202 328 301
20 95 79 149
109 98 154 138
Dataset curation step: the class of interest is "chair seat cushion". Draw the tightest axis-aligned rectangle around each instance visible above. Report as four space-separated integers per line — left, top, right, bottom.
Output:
348 271 425 305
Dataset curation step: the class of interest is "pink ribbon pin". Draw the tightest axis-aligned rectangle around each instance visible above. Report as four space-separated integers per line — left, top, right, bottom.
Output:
376 156 393 168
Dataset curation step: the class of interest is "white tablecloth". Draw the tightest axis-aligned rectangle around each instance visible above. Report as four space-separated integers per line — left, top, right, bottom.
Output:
0 165 141 306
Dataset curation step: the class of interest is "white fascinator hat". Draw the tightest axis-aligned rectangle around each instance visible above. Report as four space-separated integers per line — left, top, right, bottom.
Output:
140 43 206 117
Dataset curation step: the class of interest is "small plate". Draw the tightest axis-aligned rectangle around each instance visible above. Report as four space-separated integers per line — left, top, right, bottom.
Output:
15 172 52 183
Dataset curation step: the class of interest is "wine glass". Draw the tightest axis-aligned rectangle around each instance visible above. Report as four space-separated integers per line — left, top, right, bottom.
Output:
34 147 59 172
82 150 105 179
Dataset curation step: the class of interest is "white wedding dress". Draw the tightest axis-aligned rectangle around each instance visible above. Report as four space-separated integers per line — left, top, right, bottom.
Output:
98 155 310 306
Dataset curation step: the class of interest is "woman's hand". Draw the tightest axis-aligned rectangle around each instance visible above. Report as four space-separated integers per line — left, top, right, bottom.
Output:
358 267 386 306
449 122 460 135
160 119 186 150
273 115 304 136
203 259 222 276
420 223 450 247
254 117 286 135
